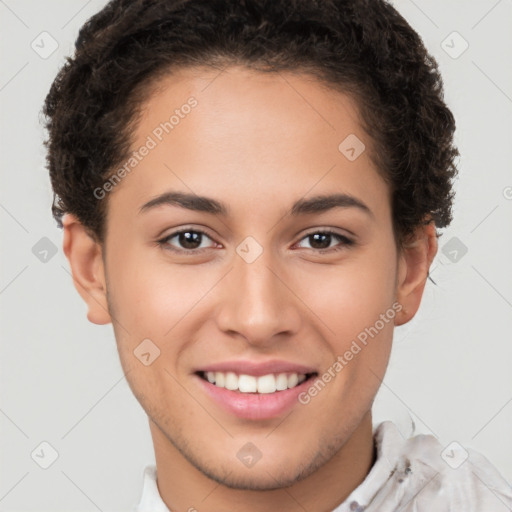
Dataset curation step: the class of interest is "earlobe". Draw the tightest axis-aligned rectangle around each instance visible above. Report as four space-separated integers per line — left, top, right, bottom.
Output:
394 219 438 326
62 214 112 325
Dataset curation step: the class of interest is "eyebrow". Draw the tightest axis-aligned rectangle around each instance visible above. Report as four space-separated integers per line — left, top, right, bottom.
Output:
139 191 374 219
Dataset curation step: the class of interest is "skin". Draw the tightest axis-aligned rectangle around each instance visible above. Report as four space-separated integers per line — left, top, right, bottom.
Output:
62 65 437 512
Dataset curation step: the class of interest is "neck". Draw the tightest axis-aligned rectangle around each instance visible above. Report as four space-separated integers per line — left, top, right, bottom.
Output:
149 410 375 512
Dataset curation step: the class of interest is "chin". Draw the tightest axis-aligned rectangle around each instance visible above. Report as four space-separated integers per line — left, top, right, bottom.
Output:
198 463 311 491
186 445 329 491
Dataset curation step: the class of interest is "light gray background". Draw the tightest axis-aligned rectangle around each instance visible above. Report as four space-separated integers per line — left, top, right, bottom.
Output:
1 0 511 510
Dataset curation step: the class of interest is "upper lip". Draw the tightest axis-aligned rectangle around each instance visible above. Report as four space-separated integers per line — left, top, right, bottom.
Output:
196 359 317 377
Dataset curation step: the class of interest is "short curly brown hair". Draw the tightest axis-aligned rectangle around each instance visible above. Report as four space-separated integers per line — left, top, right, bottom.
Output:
42 0 459 252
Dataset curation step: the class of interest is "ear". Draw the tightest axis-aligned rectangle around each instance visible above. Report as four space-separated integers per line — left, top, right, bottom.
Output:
394 218 438 326
62 213 112 325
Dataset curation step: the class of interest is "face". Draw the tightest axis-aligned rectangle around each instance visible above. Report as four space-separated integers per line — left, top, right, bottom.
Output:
67 65 430 491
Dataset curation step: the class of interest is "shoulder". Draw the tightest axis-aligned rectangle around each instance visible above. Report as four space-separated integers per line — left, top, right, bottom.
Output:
353 421 512 512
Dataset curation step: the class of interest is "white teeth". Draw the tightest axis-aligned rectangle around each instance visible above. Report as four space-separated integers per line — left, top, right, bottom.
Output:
287 373 299 388
257 374 276 394
224 371 238 391
238 374 257 392
215 371 225 388
203 371 309 393
276 373 288 390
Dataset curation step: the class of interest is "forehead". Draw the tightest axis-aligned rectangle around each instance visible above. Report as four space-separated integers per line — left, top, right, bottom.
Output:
136 64 364 149
108 65 390 223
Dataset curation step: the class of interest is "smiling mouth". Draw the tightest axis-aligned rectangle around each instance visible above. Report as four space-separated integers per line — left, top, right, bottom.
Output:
196 370 318 394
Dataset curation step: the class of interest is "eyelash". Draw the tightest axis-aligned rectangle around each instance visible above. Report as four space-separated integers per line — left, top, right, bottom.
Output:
156 227 355 255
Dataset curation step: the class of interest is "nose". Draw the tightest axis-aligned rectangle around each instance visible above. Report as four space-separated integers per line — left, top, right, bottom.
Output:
215 246 302 348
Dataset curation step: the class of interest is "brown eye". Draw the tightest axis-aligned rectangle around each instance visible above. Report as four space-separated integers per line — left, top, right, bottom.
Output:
296 230 354 253
175 231 203 250
158 228 218 253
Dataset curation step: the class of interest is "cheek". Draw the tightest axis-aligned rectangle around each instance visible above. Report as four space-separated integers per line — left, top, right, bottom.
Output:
305 255 397 343
301 245 397 398
107 246 212 336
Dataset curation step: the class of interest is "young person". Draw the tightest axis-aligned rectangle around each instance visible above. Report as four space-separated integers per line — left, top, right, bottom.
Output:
42 0 512 510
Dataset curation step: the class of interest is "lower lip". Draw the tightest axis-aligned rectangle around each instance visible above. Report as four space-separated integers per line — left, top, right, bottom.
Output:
194 374 315 420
